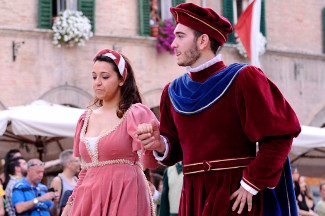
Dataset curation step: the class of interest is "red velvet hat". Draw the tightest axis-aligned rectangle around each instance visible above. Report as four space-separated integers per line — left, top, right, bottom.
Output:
170 3 233 46
93 49 128 80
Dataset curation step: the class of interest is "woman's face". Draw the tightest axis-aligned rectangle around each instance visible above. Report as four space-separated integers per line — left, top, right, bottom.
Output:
299 177 307 192
92 61 124 102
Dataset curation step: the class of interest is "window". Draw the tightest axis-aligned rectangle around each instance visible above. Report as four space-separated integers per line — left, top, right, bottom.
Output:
223 0 265 44
38 0 95 32
139 0 185 36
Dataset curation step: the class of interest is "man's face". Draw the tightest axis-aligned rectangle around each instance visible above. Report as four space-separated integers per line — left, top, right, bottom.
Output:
28 165 45 184
19 159 28 177
68 156 81 174
171 24 201 67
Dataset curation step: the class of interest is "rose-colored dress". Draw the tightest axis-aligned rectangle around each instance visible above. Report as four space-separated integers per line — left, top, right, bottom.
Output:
69 103 159 216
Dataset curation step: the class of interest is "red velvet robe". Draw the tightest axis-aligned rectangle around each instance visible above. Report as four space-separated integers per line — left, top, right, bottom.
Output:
159 61 301 216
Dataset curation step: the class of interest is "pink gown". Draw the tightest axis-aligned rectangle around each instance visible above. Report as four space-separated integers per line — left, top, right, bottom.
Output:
69 103 159 216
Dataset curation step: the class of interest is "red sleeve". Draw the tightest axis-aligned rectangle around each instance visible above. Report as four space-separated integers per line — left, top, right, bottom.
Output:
235 66 301 191
73 111 87 157
159 84 183 166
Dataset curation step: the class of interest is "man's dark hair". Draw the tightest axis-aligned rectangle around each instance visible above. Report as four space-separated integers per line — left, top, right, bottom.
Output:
320 181 325 191
193 30 220 54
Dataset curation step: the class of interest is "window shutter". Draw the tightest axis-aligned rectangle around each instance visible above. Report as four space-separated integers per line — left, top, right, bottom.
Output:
323 8 325 53
260 0 266 37
139 0 151 36
38 0 52 29
78 0 95 32
172 0 185 7
223 0 235 44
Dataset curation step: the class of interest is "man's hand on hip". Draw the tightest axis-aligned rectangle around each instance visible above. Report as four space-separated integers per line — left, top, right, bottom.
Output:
230 185 253 214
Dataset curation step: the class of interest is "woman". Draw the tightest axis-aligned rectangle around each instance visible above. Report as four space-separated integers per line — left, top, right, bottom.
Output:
62 49 159 216
297 176 318 216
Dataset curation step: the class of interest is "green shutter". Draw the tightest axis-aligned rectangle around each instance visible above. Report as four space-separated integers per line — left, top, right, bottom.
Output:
172 0 185 7
223 0 235 44
323 8 325 53
260 0 266 37
78 0 95 32
38 0 52 29
139 0 151 36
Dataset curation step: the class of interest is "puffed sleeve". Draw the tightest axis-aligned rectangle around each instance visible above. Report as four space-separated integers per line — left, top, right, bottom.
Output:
69 111 88 202
73 111 87 157
235 66 301 191
127 103 159 169
159 84 183 166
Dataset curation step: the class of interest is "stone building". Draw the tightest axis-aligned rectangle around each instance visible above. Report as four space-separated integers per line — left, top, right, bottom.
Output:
0 0 325 160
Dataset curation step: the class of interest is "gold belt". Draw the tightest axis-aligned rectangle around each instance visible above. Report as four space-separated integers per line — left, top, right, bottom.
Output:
81 159 143 170
183 157 254 175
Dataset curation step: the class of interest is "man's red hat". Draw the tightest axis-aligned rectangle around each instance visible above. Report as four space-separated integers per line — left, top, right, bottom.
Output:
170 3 233 46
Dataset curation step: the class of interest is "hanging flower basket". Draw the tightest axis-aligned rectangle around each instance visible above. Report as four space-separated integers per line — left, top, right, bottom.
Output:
52 10 93 48
156 19 176 55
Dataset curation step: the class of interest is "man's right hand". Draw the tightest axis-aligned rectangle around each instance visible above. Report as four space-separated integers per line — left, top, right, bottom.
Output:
136 119 166 153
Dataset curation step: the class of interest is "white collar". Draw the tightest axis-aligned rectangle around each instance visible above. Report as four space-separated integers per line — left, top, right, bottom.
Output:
186 54 222 73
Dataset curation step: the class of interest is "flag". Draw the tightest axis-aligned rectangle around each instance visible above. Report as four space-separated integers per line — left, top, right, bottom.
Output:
234 0 262 67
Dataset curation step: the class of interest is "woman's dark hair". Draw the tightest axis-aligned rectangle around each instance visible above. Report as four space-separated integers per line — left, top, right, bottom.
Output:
90 54 142 118
193 30 220 54
3 150 22 189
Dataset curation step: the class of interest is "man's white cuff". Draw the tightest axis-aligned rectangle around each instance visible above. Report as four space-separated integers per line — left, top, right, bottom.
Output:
153 135 169 161
240 180 258 195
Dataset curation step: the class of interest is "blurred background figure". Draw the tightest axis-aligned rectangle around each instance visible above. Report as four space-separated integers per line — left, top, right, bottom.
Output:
5 156 27 216
297 176 319 216
292 165 300 199
316 182 325 216
160 162 183 216
0 182 5 216
3 149 22 189
49 149 80 216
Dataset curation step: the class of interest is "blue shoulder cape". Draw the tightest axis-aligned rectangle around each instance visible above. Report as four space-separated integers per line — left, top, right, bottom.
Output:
168 63 248 115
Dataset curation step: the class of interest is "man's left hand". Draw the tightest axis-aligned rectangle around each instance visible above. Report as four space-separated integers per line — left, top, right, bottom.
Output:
229 186 253 214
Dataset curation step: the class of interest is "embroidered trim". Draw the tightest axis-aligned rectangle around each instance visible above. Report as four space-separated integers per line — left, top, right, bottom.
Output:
175 11 226 42
243 177 260 191
169 65 246 114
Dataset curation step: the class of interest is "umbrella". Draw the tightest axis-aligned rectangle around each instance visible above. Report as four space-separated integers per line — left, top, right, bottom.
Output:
290 125 325 178
0 100 85 161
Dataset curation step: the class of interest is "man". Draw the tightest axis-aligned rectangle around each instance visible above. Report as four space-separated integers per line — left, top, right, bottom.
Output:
136 3 301 216
12 159 58 216
316 182 325 216
5 157 28 216
159 162 183 216
50 149 80 215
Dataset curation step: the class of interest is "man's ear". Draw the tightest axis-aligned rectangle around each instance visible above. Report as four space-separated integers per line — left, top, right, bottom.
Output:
197 34 210 50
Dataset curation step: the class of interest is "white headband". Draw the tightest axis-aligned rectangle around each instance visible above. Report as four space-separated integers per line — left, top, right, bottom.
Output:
103 53 126 78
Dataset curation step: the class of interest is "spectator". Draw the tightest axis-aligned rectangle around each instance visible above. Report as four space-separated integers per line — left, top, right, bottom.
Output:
12 159 59 216
0 183 5 216
292 165 301 199
49 149 80 215
5 156 27 216
152 173 163 215
316 182 325 216
3 149 22 189
297 176 318 216
160 162 183 216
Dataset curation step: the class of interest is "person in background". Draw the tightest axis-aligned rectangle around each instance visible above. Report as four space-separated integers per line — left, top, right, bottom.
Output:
5 156 27 216
49 149 80 216
12 159 59 216
297 176 318 216
292 166 301 199
159 162 183 216
0 183 5 216
61 49 159 216
136 3 301 215
3 149 22 189
316 182 325 216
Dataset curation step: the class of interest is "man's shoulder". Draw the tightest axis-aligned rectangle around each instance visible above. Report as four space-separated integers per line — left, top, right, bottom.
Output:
13 179 29 190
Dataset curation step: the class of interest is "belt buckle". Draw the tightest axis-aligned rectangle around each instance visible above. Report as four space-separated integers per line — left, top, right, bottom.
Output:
202 160 212 172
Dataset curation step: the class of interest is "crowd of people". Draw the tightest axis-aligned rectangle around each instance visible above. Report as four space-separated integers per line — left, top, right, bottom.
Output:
0 2 324 216
292 166 325 216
